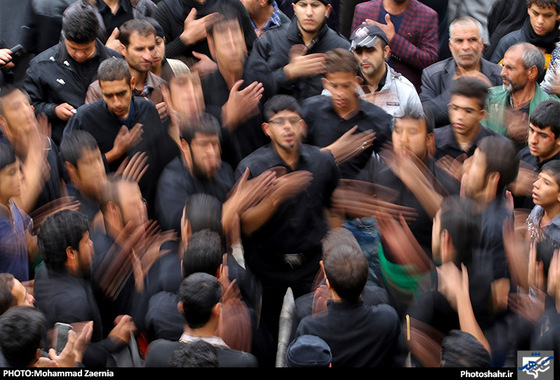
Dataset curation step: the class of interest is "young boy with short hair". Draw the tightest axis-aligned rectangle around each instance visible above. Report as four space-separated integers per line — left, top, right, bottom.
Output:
528 160 560 245
0 143 34 282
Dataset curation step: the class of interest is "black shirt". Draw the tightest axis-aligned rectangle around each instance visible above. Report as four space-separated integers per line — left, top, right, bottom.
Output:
154 156 235 233
301 95 393 179
434 124 503 160
201 69 269 167
369 157 461 256
98 0 134 36
64 97 180 216
234 143 340 267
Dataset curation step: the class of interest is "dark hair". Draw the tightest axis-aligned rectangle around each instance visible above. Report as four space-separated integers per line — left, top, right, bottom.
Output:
168 340 219 367
0 142 16 172
322 229 368 301
439 196 480 268
527 0 560 13
477 136 519 195
62 6 99 44
441 330 490 367
0 306 47 367
182 230 223 279
37 210 90 273
206 3 241 37
0 273 15 316
179 112 222 144
541 160 560 187
179 273 222 329
396 105 435 134
325 48 359 74
183 193 223 236
60 130 100 167
263 95 301 122
97 57 132 85
450 77 490 109
118 18 157 48
0 85 30 117
529 99 560 138
207 10 241 38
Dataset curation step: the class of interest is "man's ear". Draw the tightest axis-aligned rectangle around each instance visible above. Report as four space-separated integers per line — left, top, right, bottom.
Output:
207 35 216 61
177 301 184 314
527 65 539 82
65 245 77 265
325 4 332 18
262 122 271 138
383 44 391 61
64 162 78 184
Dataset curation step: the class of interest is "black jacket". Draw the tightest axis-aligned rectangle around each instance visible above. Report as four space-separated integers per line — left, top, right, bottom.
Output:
153 0 256 63
244 18 350 101
33 264 128 367
23 39 120 145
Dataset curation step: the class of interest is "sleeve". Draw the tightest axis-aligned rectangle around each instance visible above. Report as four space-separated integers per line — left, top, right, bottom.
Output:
388 12 439 70
153 2 192 60
24 64 57 121
244 36 283 96
419 69 450 126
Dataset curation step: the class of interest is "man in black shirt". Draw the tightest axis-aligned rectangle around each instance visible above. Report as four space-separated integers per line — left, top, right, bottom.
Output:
64 57 179 217
153 0 256 75
235 94 340 365
515 99 560 209
33 209 137 367
154 112 235 233
244 0 349 101
434 76 503 161
301 48 391 179
461 136 519 316
201 14 267 167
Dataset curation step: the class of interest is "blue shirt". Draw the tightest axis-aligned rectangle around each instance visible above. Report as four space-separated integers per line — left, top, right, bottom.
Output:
0 200 32 281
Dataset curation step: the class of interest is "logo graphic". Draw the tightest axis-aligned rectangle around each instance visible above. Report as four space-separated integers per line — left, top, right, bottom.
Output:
518 351 554 380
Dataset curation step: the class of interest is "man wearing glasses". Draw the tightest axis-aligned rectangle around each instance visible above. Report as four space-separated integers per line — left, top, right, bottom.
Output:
234 94 340 366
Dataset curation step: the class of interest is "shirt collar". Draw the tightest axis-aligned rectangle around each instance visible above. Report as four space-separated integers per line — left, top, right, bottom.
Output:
179 333 230 348
97 0 132 14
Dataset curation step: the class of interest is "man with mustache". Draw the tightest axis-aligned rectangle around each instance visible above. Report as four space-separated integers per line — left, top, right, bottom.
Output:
234 94 340 366
349 23 422 120
482 42 559 144
421 16 503 128
351 0 439 92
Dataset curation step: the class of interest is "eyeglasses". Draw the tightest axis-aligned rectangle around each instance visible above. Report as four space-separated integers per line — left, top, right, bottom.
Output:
268 117 302 126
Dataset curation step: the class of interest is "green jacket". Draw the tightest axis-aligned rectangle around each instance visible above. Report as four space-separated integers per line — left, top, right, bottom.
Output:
482 83 559 136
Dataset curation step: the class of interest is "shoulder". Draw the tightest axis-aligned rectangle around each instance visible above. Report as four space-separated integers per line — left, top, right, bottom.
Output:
410 0 438 17
301 94 329 109
323 28 351 48
216 347 259 367
423 57 454 76
388 67 419 89
29 45 61 65
434 124 453 141
355 0 380 11
360 99 393 122
480 58 503 75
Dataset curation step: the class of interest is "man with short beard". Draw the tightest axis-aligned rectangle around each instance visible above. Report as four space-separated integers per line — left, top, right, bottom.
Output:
483 42 559 143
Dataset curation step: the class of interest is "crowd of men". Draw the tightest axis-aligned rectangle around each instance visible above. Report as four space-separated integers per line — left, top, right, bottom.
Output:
0 0 559 370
